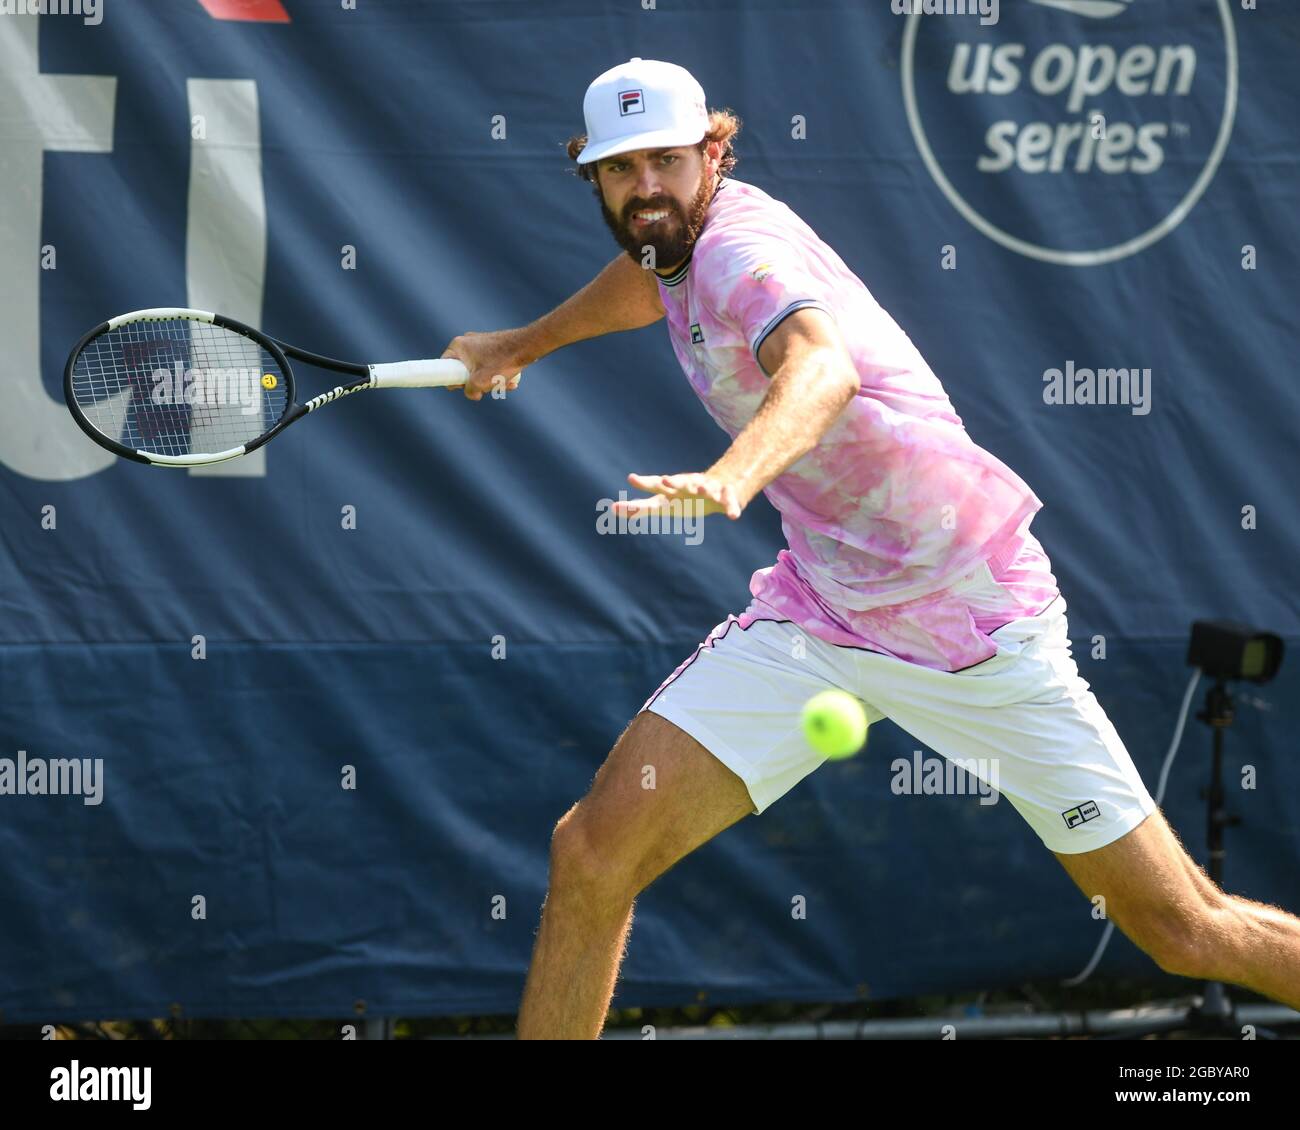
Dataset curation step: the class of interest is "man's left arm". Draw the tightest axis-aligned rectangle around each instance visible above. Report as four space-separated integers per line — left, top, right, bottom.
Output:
616 308 859 520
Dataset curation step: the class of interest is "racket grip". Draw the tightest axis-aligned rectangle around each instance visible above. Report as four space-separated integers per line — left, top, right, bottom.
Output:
368 359 470 388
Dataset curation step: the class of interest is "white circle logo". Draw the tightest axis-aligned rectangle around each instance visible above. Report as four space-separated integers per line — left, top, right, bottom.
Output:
901 1 1238 266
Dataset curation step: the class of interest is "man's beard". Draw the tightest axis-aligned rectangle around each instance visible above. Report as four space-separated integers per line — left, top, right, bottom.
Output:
597 173 716 269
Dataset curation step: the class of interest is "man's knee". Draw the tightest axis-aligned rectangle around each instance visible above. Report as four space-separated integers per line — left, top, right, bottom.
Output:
1059 812 1238 981
543 710 749 903
548 803 640 902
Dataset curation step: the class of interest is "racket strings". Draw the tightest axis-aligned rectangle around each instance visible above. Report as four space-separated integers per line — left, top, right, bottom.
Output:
70 320 290 458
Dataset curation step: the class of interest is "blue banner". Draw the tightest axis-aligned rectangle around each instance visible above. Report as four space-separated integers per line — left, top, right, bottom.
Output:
1 0 1296 1021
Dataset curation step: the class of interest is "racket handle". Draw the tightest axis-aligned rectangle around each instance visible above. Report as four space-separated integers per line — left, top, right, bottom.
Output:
368 359 470 388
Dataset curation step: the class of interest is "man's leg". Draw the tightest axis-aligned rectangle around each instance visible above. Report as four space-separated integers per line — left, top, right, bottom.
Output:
1055 808 1300 1010
840 590 1300 1012
517 710 755 1039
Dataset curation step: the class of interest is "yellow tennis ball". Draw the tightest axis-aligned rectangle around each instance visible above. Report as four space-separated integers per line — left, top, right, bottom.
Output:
261 373 278 389
802 689 869 760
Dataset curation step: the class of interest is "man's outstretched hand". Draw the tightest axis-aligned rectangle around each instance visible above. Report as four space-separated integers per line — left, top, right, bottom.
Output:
612 472 744 521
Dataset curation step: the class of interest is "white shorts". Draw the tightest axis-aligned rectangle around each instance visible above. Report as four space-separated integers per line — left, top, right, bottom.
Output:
641 595 1157 855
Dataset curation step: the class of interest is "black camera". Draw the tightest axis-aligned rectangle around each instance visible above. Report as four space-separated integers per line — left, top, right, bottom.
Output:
1186 621 1283 684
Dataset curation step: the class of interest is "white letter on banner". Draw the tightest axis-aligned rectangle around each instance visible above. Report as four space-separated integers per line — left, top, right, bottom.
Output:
186 79 269 478
0 16 116 479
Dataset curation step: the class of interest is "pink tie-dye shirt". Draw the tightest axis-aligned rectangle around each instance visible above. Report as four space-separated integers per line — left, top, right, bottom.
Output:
652 177 1060 672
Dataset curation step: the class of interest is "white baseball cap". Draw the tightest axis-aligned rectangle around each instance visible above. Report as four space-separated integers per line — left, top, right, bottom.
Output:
577 58 709 165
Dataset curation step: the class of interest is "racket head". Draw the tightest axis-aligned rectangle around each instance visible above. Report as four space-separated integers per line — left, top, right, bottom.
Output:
64 308 295 467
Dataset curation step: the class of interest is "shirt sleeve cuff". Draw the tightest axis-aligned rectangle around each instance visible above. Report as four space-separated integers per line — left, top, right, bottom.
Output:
750 299 839 373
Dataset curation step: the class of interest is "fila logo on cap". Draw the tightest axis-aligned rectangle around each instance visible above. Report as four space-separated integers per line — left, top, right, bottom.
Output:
579 59 708 165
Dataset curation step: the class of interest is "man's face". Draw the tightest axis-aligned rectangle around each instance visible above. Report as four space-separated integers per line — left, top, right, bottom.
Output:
593 144 717 269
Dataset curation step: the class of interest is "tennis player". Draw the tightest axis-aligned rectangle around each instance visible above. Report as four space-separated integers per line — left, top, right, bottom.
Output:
442 58 1300 1039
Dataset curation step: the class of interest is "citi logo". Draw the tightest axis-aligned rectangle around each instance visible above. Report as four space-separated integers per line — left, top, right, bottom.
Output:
1028 0 1133 17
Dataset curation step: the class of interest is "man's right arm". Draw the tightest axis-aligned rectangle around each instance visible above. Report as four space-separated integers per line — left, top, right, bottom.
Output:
442 254 665 399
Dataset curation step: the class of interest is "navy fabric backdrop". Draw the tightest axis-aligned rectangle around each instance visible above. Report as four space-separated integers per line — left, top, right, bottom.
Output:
1 0 1297 1020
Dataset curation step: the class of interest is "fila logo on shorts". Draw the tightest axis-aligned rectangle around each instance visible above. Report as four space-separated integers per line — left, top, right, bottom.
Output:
618 89 644 116
1062 800 1101 829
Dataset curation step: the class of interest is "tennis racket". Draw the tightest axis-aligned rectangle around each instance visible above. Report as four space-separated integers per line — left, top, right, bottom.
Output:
64 307 474 467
